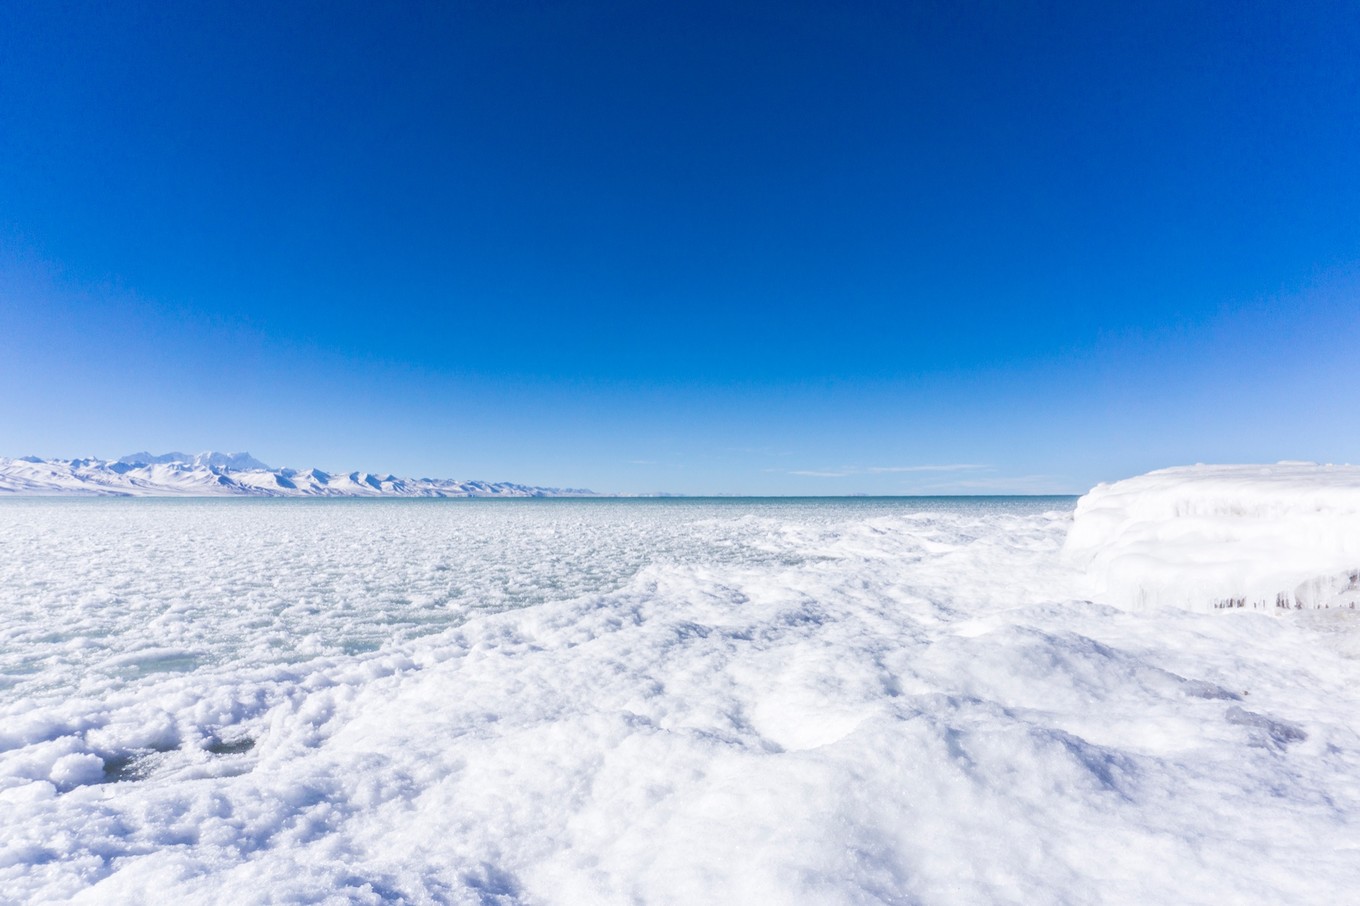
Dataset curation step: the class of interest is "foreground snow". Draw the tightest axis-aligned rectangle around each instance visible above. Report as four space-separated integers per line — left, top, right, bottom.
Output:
1 485 1358 903
1067 462 1360 611
0 452 598 497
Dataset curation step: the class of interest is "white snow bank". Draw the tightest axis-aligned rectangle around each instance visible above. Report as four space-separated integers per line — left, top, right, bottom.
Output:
1066 463 1360 611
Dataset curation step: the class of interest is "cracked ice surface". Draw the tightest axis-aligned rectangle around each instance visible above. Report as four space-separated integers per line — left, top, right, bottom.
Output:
1 496 1358 904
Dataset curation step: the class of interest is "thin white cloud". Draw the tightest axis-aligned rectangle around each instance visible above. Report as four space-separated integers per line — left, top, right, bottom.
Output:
786 464 991 478
866 464 990 474
914 474 1079 494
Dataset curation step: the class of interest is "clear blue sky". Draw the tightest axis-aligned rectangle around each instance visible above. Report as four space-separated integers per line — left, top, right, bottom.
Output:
2 1 1357 494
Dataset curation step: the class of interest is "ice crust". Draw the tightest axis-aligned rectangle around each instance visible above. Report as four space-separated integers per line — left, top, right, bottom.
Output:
2 495 1359 903
1067 463 1360 611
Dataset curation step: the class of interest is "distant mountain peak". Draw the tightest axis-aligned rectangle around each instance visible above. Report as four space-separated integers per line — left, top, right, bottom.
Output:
117 451 272 471
0 454 599 498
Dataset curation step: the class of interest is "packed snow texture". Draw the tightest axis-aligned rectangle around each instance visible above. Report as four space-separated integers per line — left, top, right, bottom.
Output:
0 453 596 497
1066 462 1360 611
3 494 1359 904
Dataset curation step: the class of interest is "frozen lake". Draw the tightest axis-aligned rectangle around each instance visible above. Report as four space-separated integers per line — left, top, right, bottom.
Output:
0 497 1070 702
2 497 1358 903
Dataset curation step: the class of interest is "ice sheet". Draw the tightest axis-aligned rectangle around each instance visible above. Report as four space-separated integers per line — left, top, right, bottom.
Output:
2 495 1358 904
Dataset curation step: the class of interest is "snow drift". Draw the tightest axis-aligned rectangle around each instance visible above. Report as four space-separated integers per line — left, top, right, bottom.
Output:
1066 463 1360 611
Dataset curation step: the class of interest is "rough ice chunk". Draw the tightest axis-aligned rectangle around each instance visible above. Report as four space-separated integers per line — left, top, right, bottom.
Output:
1066 463 1360 610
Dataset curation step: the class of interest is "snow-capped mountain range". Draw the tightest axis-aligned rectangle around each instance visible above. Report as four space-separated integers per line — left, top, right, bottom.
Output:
0 453 599 498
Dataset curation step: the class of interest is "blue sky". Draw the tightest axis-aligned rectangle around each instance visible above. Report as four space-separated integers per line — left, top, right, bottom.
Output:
2 1 1358 494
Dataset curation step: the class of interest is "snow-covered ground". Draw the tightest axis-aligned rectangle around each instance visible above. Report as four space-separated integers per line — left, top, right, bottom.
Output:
1 482 1358 903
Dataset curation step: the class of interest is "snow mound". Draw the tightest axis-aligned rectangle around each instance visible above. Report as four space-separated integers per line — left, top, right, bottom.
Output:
1066 463 1360 611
